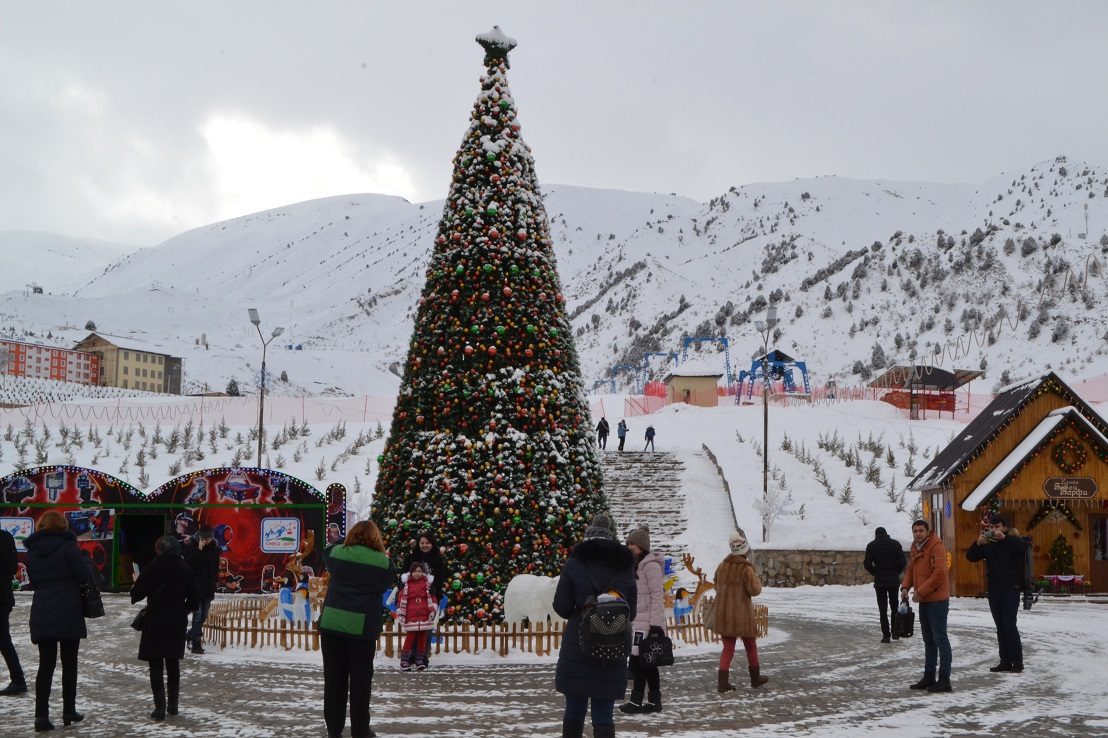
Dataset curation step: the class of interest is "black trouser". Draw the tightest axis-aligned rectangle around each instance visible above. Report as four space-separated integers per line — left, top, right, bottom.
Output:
0 606 25 684
322 633 375 738
598 433 608 449
628 655 660 697
988 589 1023 666
35 639 79 718
875 585 898 638
148 657 180 699
617 435 626 451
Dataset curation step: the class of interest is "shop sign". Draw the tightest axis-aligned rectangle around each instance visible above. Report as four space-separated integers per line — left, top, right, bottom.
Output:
1043 477 1098 499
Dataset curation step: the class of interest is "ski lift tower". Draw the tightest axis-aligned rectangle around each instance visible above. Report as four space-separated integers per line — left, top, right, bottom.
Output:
681 337 733 388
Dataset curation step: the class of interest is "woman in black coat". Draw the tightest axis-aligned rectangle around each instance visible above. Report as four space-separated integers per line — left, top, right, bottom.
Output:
130 536 200 721
24 510 96 732
554 514 637 738
399 530 447 602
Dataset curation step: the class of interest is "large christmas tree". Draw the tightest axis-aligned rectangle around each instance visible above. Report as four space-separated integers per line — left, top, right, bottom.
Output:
374 27 607 623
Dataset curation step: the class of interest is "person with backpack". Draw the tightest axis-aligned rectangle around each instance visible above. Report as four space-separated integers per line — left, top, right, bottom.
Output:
713 529 769 692
554 514 637 738
643 425 656 453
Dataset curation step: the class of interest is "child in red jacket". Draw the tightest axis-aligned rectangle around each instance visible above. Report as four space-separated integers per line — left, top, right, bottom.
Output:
397 562 438 670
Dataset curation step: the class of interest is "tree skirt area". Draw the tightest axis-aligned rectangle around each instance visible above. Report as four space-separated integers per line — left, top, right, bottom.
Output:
1 590 1105 737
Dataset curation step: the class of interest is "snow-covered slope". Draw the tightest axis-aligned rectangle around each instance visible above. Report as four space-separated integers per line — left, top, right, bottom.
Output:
3 155 1108 399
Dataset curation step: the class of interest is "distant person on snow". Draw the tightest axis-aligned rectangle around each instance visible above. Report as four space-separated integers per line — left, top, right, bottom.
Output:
596 417 610 450
643 425 656 453
616 420 628 452
863 527 906 643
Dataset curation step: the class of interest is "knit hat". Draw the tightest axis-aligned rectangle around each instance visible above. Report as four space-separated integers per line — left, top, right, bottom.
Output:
584 514 616 541
729 529 750 556
626 526 651 552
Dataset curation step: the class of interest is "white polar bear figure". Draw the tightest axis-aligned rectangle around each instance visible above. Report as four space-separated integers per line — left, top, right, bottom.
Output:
503 574 561 627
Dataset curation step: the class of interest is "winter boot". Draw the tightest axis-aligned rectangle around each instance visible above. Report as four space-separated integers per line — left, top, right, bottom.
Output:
909 671 936 690
62 711 84 726
592 724 616 738
190 639 206 655
150 687 167 721
642 690 662 713
749 666 768 688
561 718 585 738
618 690 644 714
927 675 953 693
0 680 28 696
400 657 411 671
167 686 179 716
34 716 55 732
717 669 736 693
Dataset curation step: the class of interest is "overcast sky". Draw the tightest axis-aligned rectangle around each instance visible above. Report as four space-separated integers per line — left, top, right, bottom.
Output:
2 2 1106 246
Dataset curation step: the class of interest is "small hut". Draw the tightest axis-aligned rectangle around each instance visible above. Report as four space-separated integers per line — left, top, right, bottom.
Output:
663 359 723 408
869 365 983 419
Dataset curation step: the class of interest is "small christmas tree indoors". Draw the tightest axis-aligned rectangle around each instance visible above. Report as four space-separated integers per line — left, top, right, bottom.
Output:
1047 533 1075 575
374 27 606 623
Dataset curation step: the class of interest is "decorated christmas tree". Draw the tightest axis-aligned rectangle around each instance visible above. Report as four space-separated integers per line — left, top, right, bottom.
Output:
373 27 607 623
1047 533 1075 575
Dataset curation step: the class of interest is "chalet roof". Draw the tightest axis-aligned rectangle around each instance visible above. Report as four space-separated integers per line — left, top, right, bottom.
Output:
755 349 796 364
663 358 723 381
868 365 982 391
960 406 1108 511
74 332 171 355
909 372 1108 491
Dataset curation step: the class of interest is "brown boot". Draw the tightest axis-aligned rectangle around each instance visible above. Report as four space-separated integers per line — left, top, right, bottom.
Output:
717 669 736 693
749 666 768 688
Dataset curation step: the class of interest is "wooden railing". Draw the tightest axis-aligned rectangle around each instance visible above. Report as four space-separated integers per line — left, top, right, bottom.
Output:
204 595 768 655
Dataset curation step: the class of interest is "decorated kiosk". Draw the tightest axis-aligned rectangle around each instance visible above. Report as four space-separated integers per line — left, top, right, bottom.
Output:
1 465 346 593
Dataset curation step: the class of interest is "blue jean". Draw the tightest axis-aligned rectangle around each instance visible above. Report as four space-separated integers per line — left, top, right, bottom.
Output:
987 589 1022 666
564 694 615 726
188 598 212 643
918 599 951 677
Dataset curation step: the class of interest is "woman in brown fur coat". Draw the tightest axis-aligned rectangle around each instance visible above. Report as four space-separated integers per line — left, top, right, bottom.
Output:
713 529 768 691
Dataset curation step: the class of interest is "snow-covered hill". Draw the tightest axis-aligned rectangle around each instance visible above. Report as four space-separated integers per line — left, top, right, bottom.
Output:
3 155 1108 398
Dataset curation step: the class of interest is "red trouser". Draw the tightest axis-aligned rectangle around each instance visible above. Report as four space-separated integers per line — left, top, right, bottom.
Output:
719 636 759 670
402 631 429 662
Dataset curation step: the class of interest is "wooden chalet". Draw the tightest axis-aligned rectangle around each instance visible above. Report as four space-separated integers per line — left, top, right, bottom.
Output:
909 372 1108 596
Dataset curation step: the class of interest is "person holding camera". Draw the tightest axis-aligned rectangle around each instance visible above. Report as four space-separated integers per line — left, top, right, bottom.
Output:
182 526 219 654
966 514 1028 673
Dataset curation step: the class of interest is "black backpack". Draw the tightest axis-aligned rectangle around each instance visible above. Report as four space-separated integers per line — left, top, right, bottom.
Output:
577 564 631 662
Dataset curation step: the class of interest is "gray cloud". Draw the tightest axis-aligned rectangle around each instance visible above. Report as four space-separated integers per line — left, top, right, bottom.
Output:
1 1 1106 245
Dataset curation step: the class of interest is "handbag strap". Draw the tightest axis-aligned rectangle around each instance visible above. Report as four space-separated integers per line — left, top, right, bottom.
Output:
581 563 618 598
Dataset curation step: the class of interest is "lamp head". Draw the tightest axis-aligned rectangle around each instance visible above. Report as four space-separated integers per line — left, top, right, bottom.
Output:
248 308 261 326
755 320 766 332
272 326 285 338
766 306 779 328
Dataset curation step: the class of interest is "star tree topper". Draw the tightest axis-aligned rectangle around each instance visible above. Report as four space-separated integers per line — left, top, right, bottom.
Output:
476 25 518 68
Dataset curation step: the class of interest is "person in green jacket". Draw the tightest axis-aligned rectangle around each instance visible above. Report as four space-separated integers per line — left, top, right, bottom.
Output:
318 520 396 738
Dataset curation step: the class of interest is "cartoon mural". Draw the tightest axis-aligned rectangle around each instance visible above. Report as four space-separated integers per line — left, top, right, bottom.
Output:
0 465 347 593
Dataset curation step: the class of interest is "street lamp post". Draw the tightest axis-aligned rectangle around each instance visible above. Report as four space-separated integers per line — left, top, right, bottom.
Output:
754 306 779 543
248 308 284 469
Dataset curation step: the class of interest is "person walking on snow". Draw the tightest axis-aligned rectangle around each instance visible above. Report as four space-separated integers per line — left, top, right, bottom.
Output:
864 526 906 643
619 526 666 715
713 529 768 692
901 519 953 693
596 417 610 450
0 528 27 697
643 425 656 453
616 420 628 452
965 514 1028 673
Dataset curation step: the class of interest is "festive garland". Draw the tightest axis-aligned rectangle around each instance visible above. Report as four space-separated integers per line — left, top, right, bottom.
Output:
1051 438 1087 474
1026 500 1083 532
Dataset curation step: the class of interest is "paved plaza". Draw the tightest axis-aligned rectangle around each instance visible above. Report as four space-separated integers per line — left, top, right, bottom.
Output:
1 591 1106 737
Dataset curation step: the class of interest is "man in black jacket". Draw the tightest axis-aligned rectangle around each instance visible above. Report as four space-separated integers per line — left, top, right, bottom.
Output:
966 514 1029 673
182 526 220 654
0 529 27 695
863 526 906 643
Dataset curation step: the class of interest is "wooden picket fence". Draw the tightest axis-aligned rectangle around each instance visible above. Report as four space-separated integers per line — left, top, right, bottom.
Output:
204 594 768 656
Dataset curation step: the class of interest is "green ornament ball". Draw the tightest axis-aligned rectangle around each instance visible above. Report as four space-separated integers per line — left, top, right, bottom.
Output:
486 153 496 162
550 328 558 337
526 324 536 333
452 580 462 591
496 326 505 335
483 264 494 273
476 573 485 584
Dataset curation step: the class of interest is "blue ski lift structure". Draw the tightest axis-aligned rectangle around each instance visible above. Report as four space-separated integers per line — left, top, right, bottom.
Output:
639 352 680 390
680 337 734 388
737 349 811 400
606 364 641 393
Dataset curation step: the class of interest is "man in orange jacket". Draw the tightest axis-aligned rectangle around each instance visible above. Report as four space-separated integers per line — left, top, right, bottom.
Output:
900 519 952 693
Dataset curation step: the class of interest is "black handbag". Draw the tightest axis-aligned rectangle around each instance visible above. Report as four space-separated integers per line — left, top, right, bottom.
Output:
896 602 915 639
79 583 105 619
130 608 148 631
639 630 675 667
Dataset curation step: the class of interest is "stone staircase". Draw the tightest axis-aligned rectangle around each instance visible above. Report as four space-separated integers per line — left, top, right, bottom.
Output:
599 451 687 548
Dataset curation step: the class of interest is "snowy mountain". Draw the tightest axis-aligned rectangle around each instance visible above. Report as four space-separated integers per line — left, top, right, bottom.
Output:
3 154 1108 398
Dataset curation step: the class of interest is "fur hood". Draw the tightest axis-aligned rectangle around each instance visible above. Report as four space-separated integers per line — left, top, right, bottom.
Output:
570 537 635 569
